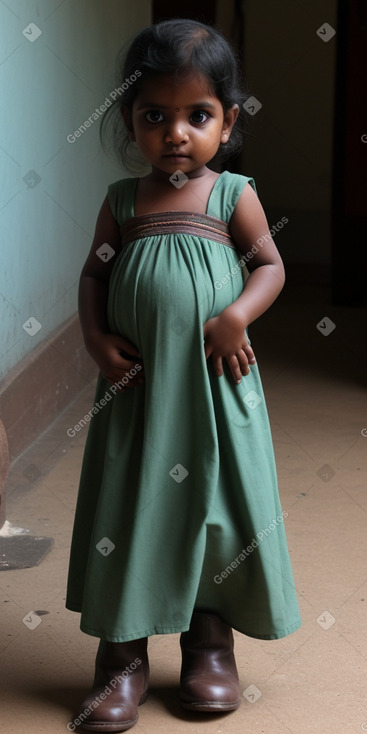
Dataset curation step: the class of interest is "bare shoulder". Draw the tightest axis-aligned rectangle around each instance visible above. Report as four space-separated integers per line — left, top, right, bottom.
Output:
229 182 268 245
81 195 122 283
229 181 283 269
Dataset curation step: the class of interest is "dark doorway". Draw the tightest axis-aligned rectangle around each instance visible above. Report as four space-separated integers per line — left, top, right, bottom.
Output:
153 0 216 24
331 0 367 305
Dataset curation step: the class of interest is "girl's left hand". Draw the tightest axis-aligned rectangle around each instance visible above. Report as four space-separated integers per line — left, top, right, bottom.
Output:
203 307 256 384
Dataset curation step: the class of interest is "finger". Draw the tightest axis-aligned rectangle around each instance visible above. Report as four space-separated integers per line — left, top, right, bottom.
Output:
204 341 212 360
116 355 144 372
119 347 142 362
115 335 142 359
237 350 250 376
243 342 256 364
212 354 224 377
227 354 242 383
119 371 145 388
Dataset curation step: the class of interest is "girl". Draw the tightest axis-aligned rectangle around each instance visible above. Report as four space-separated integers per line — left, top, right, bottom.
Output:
66 18 301 733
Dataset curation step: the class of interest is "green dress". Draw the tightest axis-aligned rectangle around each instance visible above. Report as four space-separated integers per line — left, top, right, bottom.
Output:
66 171 301 642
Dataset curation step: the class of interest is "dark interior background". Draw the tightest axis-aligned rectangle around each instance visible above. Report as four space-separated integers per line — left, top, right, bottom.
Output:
153 0 367 306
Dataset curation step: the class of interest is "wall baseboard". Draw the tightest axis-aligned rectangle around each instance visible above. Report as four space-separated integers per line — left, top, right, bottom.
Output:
0 314 97 463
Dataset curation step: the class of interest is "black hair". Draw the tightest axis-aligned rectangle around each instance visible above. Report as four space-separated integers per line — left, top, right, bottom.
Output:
100 18 249 172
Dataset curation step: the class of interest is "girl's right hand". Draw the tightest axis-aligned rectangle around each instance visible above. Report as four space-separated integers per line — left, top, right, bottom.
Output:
86 333 144 390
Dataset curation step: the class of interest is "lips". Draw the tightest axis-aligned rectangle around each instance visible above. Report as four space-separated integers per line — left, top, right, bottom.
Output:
163 153 190 158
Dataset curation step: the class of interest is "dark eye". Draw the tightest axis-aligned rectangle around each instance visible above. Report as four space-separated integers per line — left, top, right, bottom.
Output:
190 111 209 124
145 110 164 123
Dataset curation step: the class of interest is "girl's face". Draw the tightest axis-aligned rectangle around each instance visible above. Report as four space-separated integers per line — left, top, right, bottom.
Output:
124 73 239 178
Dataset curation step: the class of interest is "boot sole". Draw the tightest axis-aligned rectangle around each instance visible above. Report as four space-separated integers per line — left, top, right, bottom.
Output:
79 716 137 732
180 697 241 712
78 690 149 732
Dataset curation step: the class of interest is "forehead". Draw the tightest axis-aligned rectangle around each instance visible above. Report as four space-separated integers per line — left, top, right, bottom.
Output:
134 72 218 106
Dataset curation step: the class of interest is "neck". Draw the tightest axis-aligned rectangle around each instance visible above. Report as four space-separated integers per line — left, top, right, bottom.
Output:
147 165 211 182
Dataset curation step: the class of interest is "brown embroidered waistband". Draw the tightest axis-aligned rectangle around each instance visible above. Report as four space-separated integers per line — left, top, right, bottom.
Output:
119 211 236 249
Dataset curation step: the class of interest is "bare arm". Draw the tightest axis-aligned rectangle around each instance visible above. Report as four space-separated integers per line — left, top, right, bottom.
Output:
227 182 285 325
203 182 285 383
79 195 143 386
79 196 119 345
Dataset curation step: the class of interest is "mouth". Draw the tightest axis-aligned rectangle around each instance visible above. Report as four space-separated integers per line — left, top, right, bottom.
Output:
163 153 190 159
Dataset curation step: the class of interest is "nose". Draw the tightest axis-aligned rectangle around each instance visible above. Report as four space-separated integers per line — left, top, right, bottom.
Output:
164 121 189 145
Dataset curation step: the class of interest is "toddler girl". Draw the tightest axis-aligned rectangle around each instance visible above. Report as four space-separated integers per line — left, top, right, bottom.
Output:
66 18 301 732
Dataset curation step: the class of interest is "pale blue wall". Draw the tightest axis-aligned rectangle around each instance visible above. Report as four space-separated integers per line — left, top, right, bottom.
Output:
0 0 151 380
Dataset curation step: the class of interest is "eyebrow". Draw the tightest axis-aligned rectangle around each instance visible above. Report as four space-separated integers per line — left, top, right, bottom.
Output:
136 101 217 111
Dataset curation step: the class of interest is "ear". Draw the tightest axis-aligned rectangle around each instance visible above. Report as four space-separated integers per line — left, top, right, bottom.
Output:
220 104 239 144
121 106 135 141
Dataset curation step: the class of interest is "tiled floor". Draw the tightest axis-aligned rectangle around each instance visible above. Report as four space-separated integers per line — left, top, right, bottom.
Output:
2 271 367 734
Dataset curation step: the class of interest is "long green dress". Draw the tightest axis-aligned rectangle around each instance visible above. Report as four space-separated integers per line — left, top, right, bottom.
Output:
66 172 301 642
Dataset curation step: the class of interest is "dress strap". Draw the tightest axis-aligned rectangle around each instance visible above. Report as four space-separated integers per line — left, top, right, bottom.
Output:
119 211 236 249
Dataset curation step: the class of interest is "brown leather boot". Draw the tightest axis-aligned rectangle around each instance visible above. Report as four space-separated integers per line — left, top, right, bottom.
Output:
180 611 241 712
73 637 149 732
